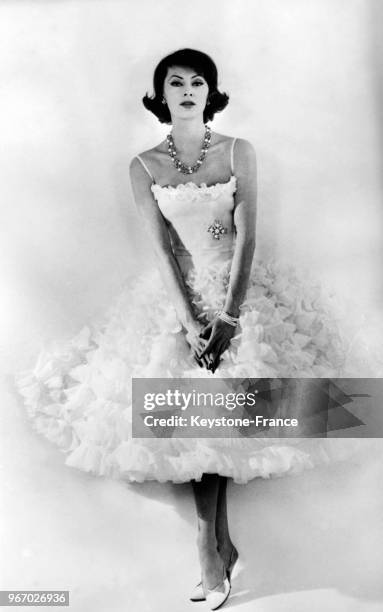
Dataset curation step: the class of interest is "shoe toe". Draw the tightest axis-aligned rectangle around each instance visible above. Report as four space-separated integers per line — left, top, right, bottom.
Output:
190 580 206 602
206 578 231 610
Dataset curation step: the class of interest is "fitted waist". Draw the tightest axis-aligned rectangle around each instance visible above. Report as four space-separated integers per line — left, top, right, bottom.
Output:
173 245 234 256
173 246 233 278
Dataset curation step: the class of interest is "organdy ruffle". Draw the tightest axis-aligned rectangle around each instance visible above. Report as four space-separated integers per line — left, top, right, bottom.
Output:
14 258 370 483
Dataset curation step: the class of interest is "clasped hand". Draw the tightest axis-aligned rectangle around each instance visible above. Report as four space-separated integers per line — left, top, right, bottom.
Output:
186 317 237 373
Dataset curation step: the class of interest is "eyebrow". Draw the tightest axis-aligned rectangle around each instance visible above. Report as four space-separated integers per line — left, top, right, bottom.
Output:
167 73 204 80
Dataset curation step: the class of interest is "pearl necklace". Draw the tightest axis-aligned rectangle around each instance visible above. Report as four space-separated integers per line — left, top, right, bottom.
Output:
166 125 212 174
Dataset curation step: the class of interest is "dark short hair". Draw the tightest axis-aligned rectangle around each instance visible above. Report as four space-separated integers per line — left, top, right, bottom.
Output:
142 48 229 124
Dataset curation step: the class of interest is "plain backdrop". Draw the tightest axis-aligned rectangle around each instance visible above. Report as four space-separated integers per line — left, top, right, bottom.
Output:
1 1 383 611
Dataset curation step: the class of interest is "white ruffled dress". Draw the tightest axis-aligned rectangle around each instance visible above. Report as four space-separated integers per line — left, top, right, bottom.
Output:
15 170 371 484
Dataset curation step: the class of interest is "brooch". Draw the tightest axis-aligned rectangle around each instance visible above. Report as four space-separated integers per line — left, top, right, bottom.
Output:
207 220 228 240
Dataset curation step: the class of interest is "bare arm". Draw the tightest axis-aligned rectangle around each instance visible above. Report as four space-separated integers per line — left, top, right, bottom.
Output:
224 138 257 316
129 157 203 339
200 139 257 370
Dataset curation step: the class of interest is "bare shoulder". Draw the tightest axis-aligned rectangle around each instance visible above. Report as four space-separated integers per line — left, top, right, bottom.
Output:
233 137 256 156
231 138 257 174
212 132 255 155
137 140 166 160
129 143 161 187
130 141 167 180
129 155 149 185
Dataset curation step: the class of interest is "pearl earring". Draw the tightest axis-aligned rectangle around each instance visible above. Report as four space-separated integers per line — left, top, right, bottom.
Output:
162 97 167 105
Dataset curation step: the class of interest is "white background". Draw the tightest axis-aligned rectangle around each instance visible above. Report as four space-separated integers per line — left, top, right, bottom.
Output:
1 1 383 610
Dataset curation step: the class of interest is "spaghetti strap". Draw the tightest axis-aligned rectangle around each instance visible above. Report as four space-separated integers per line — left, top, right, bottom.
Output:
135 155 154 182
230 138 237 175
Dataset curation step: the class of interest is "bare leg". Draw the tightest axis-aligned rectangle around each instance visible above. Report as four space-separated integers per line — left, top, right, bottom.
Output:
191 473 226 591
215 476 237 568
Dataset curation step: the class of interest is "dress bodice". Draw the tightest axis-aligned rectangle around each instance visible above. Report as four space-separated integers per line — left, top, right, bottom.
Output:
151 176 237 274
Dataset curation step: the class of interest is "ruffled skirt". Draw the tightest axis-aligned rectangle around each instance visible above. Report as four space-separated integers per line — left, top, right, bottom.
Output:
14 259 370 483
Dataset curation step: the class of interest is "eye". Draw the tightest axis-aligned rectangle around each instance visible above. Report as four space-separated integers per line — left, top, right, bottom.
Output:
170 81 182 87
192 80 205 86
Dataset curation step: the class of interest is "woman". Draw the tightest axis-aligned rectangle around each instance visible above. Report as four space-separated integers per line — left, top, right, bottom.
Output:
130 48 257 609
16 48 359 610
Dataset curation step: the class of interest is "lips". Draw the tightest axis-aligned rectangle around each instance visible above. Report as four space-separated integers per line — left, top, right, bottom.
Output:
180 101 195 107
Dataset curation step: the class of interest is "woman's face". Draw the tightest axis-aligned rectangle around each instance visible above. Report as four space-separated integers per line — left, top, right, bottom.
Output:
162 65 209 122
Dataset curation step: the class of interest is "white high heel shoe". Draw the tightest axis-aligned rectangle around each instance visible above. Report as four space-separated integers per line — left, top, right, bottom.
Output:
190 546 238 603
204 562 231 611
